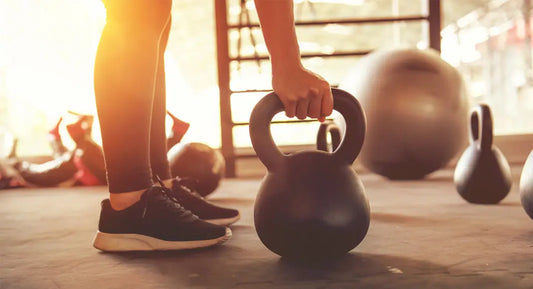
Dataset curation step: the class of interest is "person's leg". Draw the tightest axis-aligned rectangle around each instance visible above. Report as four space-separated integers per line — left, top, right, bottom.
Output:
92 1 231 252
149 16 173 187
147 17 240 226
94 0 171 210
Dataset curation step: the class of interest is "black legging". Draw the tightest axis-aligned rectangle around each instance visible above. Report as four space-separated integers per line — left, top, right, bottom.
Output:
94 0 173 193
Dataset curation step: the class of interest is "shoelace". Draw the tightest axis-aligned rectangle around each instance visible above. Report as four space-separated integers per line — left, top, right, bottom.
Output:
171 177 205 200
141 177 194 220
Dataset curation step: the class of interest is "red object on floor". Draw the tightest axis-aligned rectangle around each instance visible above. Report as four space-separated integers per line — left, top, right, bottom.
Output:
167 111 190 148
73 153 104 186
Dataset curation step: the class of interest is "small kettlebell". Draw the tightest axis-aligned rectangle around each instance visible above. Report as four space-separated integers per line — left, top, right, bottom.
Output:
520 151 533 219
249 88 370 260
454 104 511 204
316 120 341 152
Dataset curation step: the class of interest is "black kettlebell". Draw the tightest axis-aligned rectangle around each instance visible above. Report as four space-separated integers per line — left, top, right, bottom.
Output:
454 104 511 204
520 151 533 219
316 120 341 152
249 88 370 260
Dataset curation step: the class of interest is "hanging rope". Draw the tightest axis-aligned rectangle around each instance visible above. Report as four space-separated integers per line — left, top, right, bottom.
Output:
237 0 261 73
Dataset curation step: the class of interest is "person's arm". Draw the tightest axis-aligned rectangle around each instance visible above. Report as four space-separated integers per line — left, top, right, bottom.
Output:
254 0 333 121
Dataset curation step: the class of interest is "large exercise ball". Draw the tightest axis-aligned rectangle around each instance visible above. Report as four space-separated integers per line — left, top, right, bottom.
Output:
168 142 225 196
340 49 470 179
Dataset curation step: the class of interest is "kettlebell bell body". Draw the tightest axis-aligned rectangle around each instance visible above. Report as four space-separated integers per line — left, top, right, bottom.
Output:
454 104 511 204
250 88 370 260
520 151 533 219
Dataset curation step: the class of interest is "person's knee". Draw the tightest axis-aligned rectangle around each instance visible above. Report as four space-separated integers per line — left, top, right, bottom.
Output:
142 0 172 30
105 0 172 32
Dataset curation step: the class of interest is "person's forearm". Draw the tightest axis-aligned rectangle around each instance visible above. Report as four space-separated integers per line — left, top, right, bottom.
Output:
254 0 302 72
254 0 333 121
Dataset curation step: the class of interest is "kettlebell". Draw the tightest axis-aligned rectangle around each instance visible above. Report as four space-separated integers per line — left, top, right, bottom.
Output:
249 88 370 260
454 104 511 204
316 120 341 152
520 151 533 219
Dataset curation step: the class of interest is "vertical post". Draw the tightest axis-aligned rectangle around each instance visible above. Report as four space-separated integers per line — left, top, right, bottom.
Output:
215 0 236 177
428 0 441 52
392 0 401 46
523 0 532 84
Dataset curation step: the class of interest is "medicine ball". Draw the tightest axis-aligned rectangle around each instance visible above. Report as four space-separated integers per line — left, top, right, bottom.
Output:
168 142 225 196
341 49 470 179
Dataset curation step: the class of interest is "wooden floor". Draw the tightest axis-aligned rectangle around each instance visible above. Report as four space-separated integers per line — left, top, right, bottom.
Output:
1 167 532 289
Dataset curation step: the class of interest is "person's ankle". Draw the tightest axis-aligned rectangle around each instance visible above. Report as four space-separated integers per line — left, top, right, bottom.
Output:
109 189 147 211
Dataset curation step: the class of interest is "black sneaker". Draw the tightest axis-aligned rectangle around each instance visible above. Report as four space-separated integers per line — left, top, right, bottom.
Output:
93 186 231 252
169 177 240 226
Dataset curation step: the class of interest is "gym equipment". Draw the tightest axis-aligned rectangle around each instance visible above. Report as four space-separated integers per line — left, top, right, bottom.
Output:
15 153 78 187
0 139 25 189
0 159 23 189
168 142 225 197
316 120 341 153
250 88 370 260
67 111 93 135
340 48 470 179
8 113 106 188
66 114 107 186
454 104 511 204
10 139 79 187
520 151 533 219
48 117 68 158
166 111 190 151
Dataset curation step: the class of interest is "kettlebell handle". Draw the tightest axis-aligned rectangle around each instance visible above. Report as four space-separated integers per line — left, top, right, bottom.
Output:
249 88 366 171
316 120 342 153
470 104 493 151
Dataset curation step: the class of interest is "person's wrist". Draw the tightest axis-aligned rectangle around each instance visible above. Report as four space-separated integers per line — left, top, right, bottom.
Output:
271 58 303 76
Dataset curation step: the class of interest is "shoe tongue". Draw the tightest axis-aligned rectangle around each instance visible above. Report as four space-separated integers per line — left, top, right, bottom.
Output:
143 185 198 222
173 177 200 192
142 186 179 210
145 186 186 208
141 186 167 202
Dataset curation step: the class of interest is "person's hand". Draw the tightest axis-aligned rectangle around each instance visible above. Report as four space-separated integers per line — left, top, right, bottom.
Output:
272 65 333 122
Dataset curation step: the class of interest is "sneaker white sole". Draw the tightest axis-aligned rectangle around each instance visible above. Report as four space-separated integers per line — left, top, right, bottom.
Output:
93 227 232 252
205 213 241 226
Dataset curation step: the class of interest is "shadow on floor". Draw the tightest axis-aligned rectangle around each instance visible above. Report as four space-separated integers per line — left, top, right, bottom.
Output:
371 212 444 226
99 228 517 289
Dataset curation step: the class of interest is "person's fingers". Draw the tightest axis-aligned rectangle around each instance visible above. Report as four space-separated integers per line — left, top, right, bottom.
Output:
281 98 297 118
321 86 334 119
295 98 310 120
307 87 322 119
